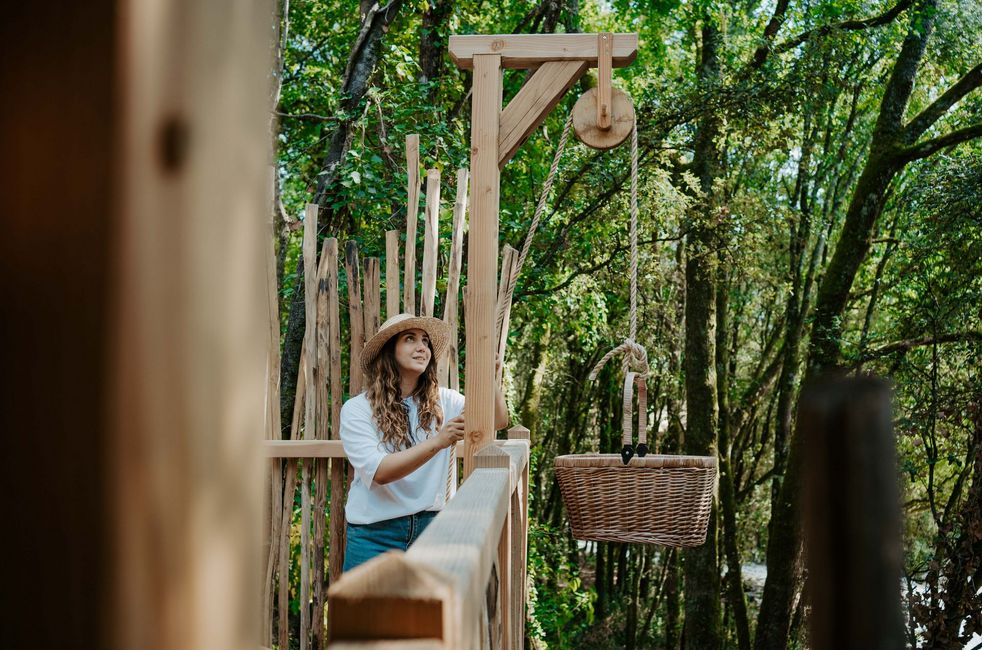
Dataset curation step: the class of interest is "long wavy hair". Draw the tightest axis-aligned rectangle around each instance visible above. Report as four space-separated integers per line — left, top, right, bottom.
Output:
365 334 443 451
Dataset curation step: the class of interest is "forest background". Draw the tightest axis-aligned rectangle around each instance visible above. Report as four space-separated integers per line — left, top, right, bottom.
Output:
268 0 982 648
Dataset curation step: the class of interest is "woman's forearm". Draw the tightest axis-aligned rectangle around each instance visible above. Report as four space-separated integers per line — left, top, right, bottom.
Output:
373 436 446 486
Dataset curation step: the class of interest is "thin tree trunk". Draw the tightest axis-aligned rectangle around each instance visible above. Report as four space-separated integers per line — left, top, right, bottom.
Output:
683 18 723 650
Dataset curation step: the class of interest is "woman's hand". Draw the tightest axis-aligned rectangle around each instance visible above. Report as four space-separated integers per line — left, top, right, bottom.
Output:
437 415 466 449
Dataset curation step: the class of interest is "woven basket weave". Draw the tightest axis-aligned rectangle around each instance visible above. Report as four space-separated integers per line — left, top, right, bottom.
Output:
555 372 718 546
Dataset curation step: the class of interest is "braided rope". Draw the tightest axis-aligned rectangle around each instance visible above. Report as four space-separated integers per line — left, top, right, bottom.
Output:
495 112 575 340
588 124 649 382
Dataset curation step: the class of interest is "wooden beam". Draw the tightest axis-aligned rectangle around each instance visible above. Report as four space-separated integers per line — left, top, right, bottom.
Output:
464 53 503 479
328 553 453 642
327 238 346 586
421 168 440 317
404 134 420 315
497 60 587 167
597 32 613 130
107 2 272 648
263 440 473 459
449 33 637 70
438 169 468 389
345 241 365 393
385 230 400 319
300 205 318 650
363 257 381 339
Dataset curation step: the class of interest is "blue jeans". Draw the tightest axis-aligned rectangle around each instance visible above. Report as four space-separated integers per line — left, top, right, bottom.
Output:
343 510 438 573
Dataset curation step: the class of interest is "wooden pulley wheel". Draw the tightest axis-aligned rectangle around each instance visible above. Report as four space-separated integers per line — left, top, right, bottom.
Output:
572 86 635 150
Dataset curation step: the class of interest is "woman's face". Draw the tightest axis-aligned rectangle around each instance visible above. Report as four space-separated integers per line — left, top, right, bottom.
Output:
392 328 432 376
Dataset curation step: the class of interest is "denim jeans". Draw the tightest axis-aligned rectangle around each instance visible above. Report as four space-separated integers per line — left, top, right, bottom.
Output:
343 510 438 573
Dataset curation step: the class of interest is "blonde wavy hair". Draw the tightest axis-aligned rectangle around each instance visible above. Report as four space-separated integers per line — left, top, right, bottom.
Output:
365 335 443 451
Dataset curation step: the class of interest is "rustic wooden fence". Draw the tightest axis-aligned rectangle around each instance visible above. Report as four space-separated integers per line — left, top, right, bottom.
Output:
261 135 528 649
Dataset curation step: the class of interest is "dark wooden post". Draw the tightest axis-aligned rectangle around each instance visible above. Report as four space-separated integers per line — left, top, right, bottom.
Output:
801 375 905 649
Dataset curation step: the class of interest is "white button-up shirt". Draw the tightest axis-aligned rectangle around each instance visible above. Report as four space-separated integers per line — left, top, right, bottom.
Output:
341 387 465 525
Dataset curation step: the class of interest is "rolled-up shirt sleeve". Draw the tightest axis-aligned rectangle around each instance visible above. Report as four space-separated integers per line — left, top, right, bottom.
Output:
340 399 387 488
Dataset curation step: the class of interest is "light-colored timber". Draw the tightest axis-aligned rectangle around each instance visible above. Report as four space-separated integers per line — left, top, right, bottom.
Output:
448 33 637 69
463 53 503 478
421 168 441 318
597 33 613 129
404 134 420 314
438 169 468 390
385 230 400 319
497 60 587 168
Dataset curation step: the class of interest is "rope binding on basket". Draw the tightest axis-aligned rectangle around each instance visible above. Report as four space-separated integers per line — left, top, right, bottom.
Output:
587 124 648 465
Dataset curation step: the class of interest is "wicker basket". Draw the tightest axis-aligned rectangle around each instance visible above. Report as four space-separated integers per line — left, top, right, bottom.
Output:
555 372 718 546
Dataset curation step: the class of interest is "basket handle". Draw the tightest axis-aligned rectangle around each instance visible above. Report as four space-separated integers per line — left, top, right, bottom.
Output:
620 372 648 464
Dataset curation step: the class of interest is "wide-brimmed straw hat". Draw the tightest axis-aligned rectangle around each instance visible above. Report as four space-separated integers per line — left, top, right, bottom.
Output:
360 313 450 374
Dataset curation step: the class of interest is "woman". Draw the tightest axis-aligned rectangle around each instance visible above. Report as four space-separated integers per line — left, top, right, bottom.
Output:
340 312 508 572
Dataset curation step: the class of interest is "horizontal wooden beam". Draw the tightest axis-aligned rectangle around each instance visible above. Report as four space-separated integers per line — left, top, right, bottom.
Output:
263 440 476 459
449 33 637 69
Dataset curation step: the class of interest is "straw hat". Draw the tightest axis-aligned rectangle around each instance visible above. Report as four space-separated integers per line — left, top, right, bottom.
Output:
360 313 450 375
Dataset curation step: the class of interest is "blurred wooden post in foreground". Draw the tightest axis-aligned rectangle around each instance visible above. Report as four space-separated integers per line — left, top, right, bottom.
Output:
801 376 905 650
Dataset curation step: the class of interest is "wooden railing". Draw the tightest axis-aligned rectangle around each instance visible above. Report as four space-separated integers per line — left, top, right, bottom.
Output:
325 426 531 650
263 425 530 650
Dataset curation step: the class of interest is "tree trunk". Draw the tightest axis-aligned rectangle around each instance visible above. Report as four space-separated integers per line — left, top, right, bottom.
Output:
683 18 723 650
279 1 403 432
716 271 752 650
419 0 452 93
756 3 946 646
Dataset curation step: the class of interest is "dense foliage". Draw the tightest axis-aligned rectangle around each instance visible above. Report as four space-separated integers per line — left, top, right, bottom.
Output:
272 0 981 647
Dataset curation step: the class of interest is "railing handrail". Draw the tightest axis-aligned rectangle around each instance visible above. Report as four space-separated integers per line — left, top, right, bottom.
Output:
326 426 531 649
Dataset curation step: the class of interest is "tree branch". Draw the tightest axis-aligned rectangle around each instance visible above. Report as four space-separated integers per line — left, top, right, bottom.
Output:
898 123 982 163
858 331 982 362
749 0 791 69
771 0 915 58
517 233 684 298
904 62 982 143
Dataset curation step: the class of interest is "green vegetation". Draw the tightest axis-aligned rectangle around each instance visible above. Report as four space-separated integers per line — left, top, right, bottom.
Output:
272 0 981 647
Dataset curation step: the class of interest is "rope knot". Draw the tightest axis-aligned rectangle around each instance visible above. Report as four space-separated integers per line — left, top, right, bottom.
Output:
588 337 650 381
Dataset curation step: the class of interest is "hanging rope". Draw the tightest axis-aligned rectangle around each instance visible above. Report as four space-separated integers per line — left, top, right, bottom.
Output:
588 124 649 382
495 111 575 341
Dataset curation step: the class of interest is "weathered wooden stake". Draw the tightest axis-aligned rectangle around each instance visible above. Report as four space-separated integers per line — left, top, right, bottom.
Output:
385 230 400 319
404 134 420 315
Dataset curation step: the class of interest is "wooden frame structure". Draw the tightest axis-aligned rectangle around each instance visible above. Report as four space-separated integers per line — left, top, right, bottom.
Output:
450 33 637 478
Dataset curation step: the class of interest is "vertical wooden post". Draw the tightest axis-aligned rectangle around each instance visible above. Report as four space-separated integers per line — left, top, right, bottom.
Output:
326 240 345 585
404 134 420 315
263 171 282 648
421 168 441 318
106 3 272 648
279 356 304 649
802 377 904 650
597 33 613 130
439 168 468 389
385 230 400 319
495 245 518 387
345 242 365 394
508 425 531 650
313 236 336 650
363 257 381 339
300 205 318 650
464 53 503 478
